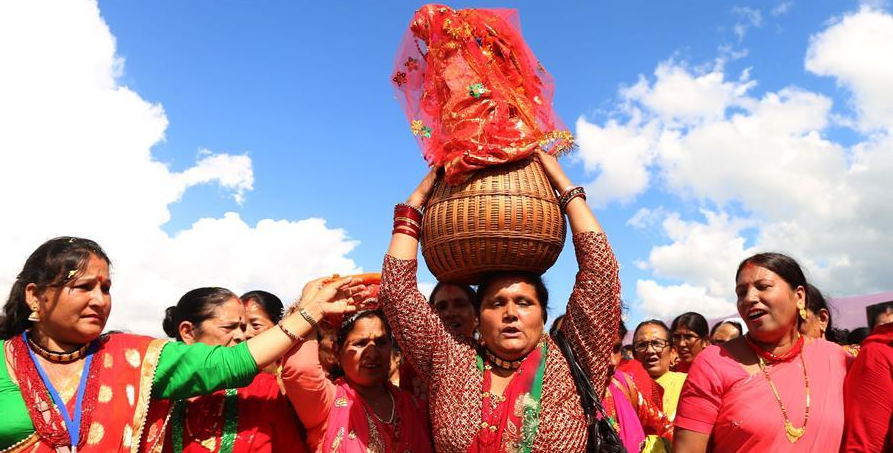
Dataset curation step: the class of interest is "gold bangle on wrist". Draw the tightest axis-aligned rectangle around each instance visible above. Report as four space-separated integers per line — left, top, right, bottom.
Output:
278 321 304 343
298 307 318 328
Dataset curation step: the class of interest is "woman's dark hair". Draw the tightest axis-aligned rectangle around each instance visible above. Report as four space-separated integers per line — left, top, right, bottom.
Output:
330 309 392 379
430 282 478 310
1 237 111 339
475 272 549 323
549 314 565 337
805 283 834 340
163 287 239 341
240 290 284 324
846 327 870 345
633 319 670 339
671 312 709 338
710 320 743 337
736 252 809 326
619 319 628 339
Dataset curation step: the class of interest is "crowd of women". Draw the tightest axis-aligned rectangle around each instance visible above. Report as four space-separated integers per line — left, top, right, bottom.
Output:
1 152 892 453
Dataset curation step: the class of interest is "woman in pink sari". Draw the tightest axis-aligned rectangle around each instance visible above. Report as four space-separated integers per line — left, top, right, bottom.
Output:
673 253 852 453
282 281 432 453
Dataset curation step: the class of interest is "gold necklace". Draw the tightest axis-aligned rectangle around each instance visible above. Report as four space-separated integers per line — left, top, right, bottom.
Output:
756 353 810 443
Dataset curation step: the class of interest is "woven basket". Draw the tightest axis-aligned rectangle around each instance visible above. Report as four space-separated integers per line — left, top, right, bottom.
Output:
421 158 566 284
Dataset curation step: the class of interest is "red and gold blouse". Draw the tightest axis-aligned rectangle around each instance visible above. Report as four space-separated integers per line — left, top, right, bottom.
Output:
380 231 621 453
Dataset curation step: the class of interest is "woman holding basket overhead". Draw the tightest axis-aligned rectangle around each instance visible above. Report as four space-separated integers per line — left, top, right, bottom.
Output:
385 5 621 452
380 151 621 453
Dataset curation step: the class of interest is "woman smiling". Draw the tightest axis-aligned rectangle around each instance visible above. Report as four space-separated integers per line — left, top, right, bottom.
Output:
673 253 853 453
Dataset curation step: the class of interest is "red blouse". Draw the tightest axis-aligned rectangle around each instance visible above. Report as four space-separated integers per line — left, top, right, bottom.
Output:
163 372 307 453
842 323 893 453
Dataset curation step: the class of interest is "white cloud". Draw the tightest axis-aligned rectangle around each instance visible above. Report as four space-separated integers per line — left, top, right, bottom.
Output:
806 7 893 130
732 6 764 41
0 0 359 336
574 117 659 206
772 2 794 17
577 7 893 320
636 280 736 319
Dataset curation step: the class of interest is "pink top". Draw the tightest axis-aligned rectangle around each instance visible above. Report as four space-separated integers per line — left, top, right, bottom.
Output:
281 340 432 453
675 339 851 453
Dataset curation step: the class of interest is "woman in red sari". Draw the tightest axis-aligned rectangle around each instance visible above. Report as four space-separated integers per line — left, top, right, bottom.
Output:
380 151 621 453
161 287 307 453
0 237 365 453
673 252 852 453
282 302 432 453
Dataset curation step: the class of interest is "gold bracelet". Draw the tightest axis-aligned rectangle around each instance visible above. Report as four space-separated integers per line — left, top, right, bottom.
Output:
298 307 318 328
277 321 304 343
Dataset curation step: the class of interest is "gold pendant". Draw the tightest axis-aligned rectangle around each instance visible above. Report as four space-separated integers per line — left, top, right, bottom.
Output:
199 436 217 451
785 421 805 443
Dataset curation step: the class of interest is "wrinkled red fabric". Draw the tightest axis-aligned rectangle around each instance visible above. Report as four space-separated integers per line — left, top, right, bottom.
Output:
841 323 893 453
392 4 574 184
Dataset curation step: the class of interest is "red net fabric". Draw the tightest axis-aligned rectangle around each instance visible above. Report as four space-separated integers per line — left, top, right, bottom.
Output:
391 4 575 185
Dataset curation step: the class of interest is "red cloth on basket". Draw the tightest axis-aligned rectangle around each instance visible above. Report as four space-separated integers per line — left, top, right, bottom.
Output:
391 4 575 185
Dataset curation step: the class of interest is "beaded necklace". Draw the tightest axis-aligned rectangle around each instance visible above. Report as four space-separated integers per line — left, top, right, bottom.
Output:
27 335 90 363
172 388 238 453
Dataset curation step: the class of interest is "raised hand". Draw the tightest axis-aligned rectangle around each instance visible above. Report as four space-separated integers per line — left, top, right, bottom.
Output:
407 167 440 208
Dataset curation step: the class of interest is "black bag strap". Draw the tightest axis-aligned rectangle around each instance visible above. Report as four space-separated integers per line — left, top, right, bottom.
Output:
554 330 628 453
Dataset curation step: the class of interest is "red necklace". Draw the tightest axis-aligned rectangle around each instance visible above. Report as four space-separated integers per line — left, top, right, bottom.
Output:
745 333 804 363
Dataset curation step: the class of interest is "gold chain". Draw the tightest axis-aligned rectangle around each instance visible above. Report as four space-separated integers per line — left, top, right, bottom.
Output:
756 353 810 443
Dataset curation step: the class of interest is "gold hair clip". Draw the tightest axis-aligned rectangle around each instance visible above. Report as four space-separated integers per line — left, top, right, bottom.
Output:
67 269 77 279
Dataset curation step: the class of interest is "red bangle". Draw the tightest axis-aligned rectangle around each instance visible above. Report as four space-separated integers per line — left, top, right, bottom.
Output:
394 203 423 223
392 226 420 240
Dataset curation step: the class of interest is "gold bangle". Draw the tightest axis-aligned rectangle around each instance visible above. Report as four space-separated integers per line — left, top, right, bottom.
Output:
277 321 304 343
298 307 318 328
394 216 421 229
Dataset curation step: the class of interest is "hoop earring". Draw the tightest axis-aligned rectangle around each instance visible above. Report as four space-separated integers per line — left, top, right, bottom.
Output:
798 307 808 321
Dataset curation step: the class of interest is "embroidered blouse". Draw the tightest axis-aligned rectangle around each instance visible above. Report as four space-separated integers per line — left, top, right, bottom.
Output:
379 231 621 453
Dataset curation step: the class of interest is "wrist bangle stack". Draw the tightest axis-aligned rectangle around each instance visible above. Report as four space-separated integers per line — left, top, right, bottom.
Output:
298 307 318 328
558 186 586 210
278 321 304 343
393 203 423 240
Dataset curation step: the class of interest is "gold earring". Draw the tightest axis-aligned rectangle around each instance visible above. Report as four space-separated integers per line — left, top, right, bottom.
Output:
27 304 40 322
798 306 808 321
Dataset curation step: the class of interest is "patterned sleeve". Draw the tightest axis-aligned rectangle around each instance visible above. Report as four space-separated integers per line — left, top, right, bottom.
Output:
560 231 622 398
380 254 456 384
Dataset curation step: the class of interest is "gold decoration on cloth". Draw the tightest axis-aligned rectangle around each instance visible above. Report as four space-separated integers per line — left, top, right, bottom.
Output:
104 354 114 369
87 422 105 445
129 338 168 453
363 411 387 453
330 427 344 453
122 424 134 449
98 385 113 403
125 349 141 368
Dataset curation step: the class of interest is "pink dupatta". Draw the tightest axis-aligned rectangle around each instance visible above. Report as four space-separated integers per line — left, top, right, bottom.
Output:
321 378 432 453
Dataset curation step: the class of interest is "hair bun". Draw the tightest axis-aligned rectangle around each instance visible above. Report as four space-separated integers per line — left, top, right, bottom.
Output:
162 306 179 338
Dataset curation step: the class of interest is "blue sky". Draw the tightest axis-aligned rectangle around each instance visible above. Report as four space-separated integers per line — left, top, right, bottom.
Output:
2 0 890 333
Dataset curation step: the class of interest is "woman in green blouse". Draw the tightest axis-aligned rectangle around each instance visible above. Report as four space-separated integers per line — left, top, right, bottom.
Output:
0 236 365 453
